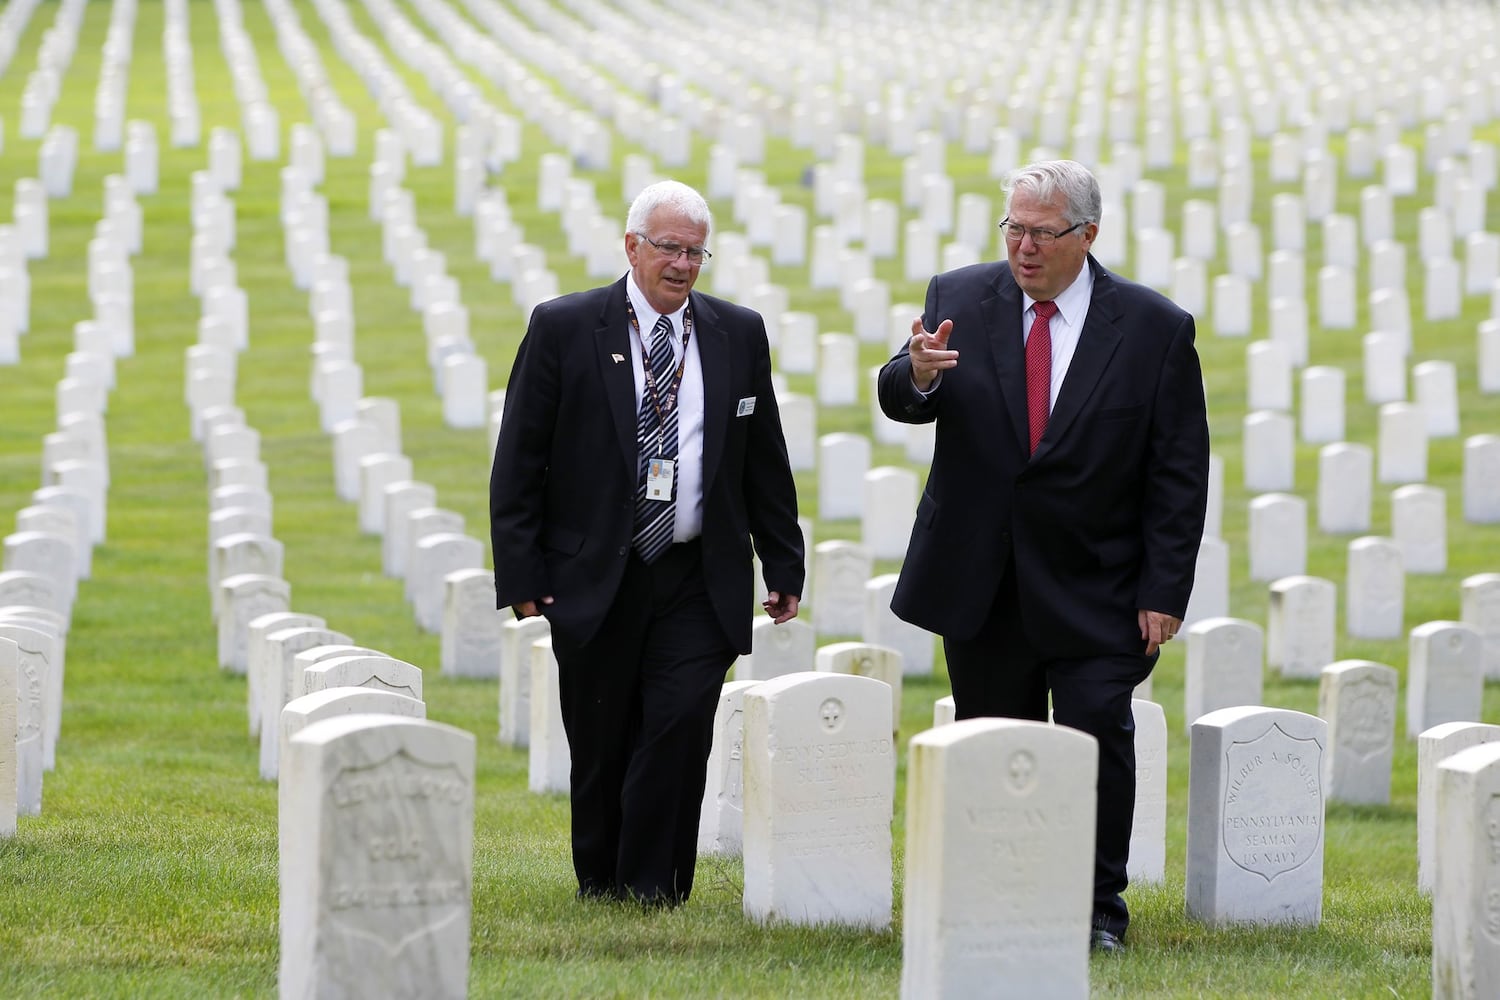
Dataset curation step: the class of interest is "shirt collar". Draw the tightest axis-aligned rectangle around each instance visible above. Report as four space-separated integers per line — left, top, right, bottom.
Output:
625 272 690 334
1022 260 1094 327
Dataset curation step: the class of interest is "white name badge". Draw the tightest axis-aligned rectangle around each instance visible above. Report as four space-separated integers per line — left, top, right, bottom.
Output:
645 457 675 501
737 396 757 416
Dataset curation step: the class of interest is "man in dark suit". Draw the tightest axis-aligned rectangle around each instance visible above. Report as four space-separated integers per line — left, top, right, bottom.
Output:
878 160 1209 951
490 180 804 906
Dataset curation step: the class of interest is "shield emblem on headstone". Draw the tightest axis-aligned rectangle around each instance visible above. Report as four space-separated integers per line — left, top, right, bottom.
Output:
1222 723 1324 882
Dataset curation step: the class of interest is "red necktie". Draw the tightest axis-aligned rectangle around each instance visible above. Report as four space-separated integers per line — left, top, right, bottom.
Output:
1026 300 1058 454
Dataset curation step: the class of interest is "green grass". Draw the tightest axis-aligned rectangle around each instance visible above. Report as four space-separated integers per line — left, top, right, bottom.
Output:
0 0 1498 997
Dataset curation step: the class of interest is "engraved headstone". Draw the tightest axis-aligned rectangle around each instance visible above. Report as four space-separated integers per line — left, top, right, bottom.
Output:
279 715 474 1000
410 534 485 634
278 689 427 814
1267 576 1336 680
1408 622 1484 738
1183 536 1230 626
1130 698 1169 886
1186 707 1327 926
358 454 413 536
210 533 283 621
901 718 1095 999
1184 617 1265 732
742 672 894 928
816 642 902 738
1378 402 1428 485
246 612 325 739
1433 742 1500 999
1417 722 1500 893
527 638 570 794
1464 436 1500 524
862 575 933 677
1248 494 1307 582
1243 411 1295 492
1462 575 1500 680
741 618 816 682
698 679 760 857
218 573 291 674
1318 660 1397 805
303 656 423 704
260 627 353 780
440 569 509 679
863 467 919 561
0 624 48 816
0 637 14 837
1345 537 1404 640
1414 360 1460 437
817 433 870 521
498 616 549 750
1317 443 1373 534
812 541 871 637
1300 367 1345 443
382 482 437 579
292 647 386 700
1392 484 1447 574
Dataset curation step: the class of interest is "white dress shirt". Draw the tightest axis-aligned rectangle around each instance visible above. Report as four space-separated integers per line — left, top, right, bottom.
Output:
627 273 704 542
1021 263 1095 412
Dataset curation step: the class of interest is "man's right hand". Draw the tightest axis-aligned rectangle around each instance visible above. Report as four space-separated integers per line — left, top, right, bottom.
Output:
908 315 958 392
513 596 554 618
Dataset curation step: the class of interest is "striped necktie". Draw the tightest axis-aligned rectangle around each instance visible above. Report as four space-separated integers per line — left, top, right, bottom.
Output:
633 315 678 562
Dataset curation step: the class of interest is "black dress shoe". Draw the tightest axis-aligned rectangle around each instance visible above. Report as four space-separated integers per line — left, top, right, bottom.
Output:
1090 928 1126 953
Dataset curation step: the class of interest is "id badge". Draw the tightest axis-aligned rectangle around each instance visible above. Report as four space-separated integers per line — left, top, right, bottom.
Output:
645 457 675 501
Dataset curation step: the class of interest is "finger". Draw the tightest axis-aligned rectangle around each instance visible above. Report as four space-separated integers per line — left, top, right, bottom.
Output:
931 318 953 348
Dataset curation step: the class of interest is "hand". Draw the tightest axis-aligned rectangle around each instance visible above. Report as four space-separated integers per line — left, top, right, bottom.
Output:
513 596 554 618
1139 609 1182 656
908 316 957 392
762 592 800 625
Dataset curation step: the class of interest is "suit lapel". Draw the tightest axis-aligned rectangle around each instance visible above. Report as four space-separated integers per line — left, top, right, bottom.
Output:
986 269 1031 455
693 292 730 492
594 278 639 480
1034 258 1124 460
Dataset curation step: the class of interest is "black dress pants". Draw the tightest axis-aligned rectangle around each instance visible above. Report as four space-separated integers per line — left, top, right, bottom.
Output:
941 570 1155 938
549 539 736 904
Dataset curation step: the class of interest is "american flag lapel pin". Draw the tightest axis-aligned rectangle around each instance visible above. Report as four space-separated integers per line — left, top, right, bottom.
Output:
611 353 625 363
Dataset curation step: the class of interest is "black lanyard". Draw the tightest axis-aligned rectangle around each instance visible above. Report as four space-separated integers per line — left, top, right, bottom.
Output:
626 299 693 455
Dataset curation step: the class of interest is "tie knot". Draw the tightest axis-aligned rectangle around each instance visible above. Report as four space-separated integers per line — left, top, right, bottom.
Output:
653 315 673 342
1033 300 1058 320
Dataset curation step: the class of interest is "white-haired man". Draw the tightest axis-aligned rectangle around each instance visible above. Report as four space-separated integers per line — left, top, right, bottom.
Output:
491 180 804 905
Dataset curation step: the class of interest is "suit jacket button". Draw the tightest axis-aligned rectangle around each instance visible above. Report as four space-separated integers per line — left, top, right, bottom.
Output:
617 546 627 556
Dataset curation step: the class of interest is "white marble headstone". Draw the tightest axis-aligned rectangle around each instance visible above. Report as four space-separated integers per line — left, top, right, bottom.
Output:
1317 660 1397 805
1130 698 1168 886
698 679 760 857
1407 622 1484 739
1186 707 1326 927
1417 722 1500 894
1346 537 1404 640
742 672 894 928
1433 742 1500 1000
279 715 474 1000
902 718 1095 999
1267 576 1336 680
1183 617 1264 732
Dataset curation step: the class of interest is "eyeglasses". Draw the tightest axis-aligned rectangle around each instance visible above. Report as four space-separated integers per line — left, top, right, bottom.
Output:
998 219 1087 246
634 233 712 265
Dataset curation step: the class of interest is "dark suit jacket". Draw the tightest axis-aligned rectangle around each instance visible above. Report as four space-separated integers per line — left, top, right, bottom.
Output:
490 277 805 654
877 256 1210 656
